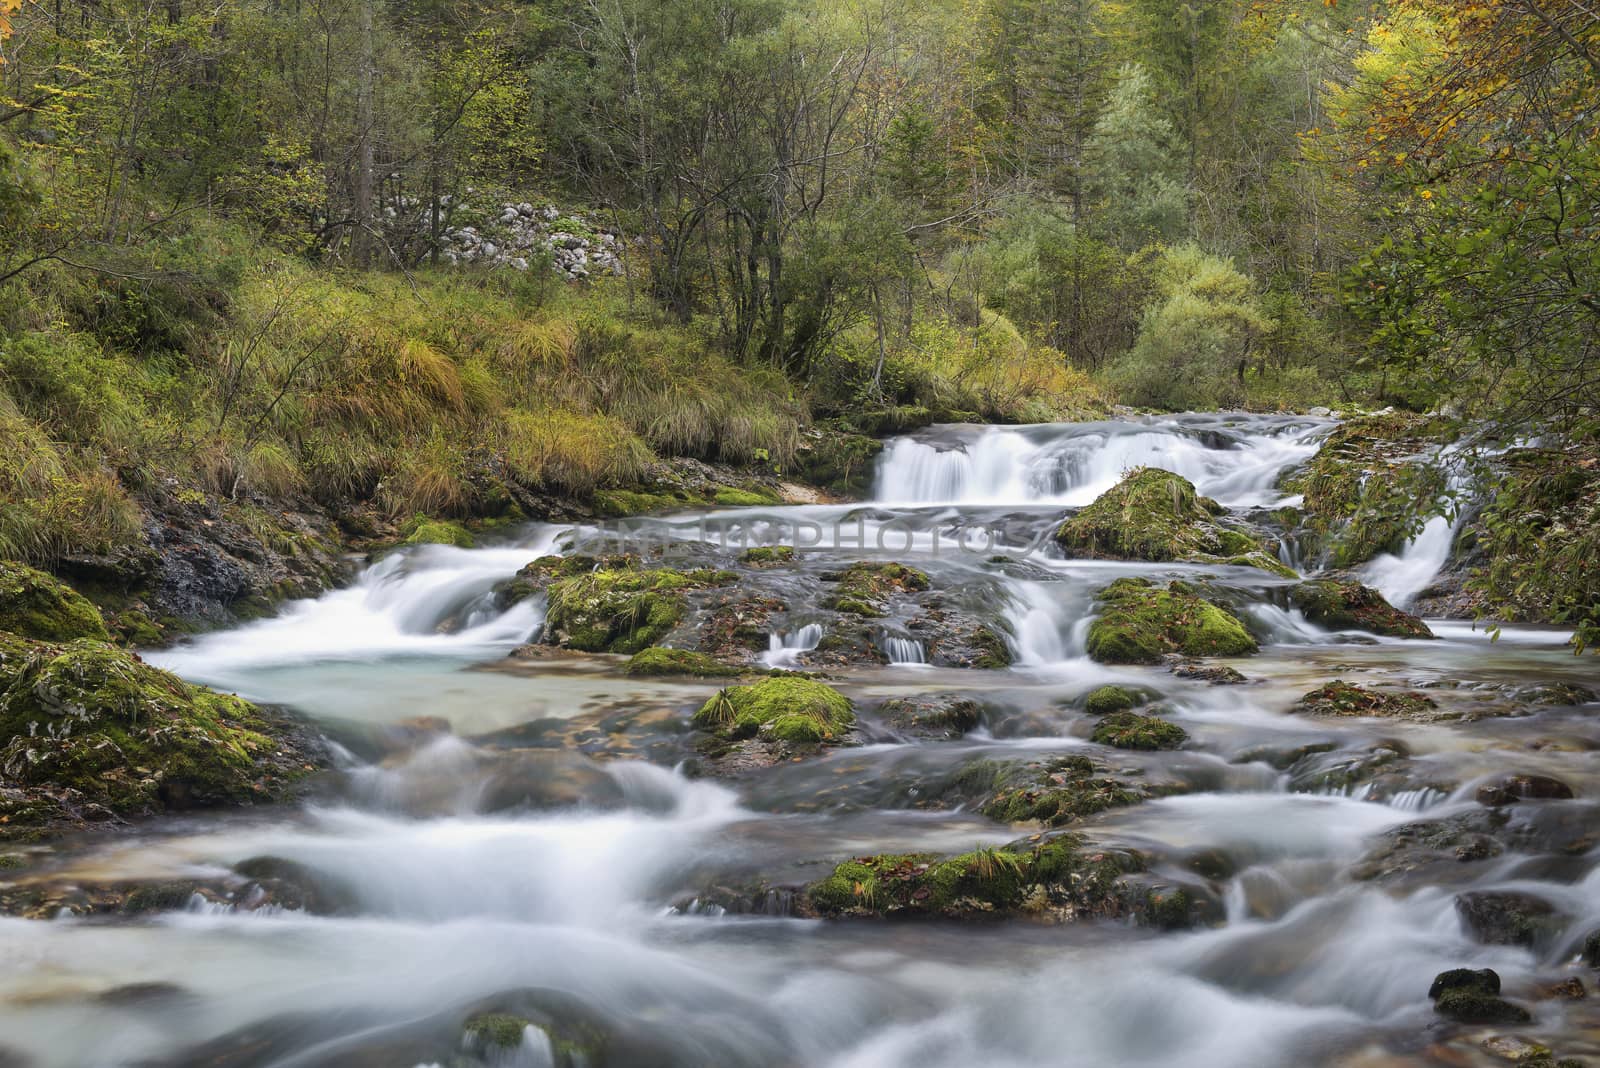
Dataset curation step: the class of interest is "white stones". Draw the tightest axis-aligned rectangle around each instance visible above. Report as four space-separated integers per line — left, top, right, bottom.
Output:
426 197 624 279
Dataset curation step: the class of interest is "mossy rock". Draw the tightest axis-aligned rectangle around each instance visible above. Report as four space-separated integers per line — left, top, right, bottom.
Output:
0 637 310 817
624 647 742 678
0 562 111 643
1086 578 1258 664
1293 680 1438 720
462 1012 535 1051
401 517 475 549
693 677 854 744
544 566 729 653
820 561 930 617
878 694 982 737
970 625 1014 669
804 834 1189 926
1055 469 1280 574
739 546 796 566
1287 580 1433 639
1083 685 1137 715
980 754 1144 826
590 489 692 517
1299 416 1452 568
1090 711 1188 750
714 487 780 507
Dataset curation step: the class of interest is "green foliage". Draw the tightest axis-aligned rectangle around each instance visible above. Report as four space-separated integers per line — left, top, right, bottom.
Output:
1084 65 1189 250
1106 245 1274 410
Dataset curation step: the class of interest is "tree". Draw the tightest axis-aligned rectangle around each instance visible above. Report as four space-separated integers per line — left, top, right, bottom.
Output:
1084 63 1189 248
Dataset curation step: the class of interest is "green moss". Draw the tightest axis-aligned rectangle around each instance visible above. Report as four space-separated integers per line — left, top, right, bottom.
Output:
0 637 302 816
1085 578 1258 664
981 755 1143 826
1433 989 1531 1024
739 546 796 566
805 834 1162 923
401 517 475 548
1300 416 1452 568
1288 580 1433 638
822 595 885 618
1223 552 1298 579
693 676 854 743
1055 468 1277 572
624 646 741 677
1083 685 1136 715
544 566 729 653
1294 680 1438 720
591 490 695 517
714 487 780 507
463 1012 534 1051
793 426 885 497
972 625 1014 668
0 562 111 642
1090 711 1188 750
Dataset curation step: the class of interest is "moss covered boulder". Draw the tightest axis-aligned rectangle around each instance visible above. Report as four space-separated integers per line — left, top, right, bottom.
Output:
1090 711 1188 750
1082 685 1138 715
0 637 316 824
1086 578 1258 664
0 562 111 642
804 834 1201 928
694 676 854 744
980 755 1145 826
739 546 796 567
543 565 731 653
1428 967 1531 1024
624 647 742 678
1287 580 1433 639
1293 414 1453 568
1293 680 1439 720
820 561 930 617
400 517 475 549
1054 469 1289 575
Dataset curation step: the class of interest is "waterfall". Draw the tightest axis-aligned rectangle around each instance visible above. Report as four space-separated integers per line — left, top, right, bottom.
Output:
761 623 824 668
882 636 928 665
871 415 1332 509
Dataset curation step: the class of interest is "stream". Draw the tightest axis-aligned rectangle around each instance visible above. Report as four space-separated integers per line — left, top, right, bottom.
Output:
2 414 1597 1068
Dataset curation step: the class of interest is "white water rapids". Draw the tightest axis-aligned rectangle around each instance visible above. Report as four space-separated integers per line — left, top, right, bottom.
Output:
4 414 1597 1068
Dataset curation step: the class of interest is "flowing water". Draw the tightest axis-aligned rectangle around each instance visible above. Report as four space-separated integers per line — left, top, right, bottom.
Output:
3 414 1599 1068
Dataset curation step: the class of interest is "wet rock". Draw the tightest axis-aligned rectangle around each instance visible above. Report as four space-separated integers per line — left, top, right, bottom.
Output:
477 750 627 813
697 592 786 659
1516 682 1598 706
1584 929 1600 967
1090 710 1188 751
1352 811 1505 883
1538 977 1586 1000
1292 680 1441 720
877 694 983 739
694 677 854 745
1429 966 1531 1024
1168 659 1250 684
979 754 1147 826
792 423 884 497
1086 578 1258 664
1476 774 1576 807
818 561 929 618
739 546 796 567
1430 967 1501 999
1286 579 1434 639
1456 891 1569 950
1054 468 1291 576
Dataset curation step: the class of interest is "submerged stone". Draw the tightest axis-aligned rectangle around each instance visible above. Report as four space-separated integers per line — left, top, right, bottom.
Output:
1292 680 1439 720
1455 890 1568 950
1475 774 1575 806
1086 578 1258 664
979 754 1145 826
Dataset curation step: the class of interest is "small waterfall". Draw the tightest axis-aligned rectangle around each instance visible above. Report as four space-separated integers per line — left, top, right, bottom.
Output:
871 415 1332 509
1245 604 1331 645
149 527 567 675
1363 513 1457 610
882 636 928 665
761 623 824 668
1001 580 1083 666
